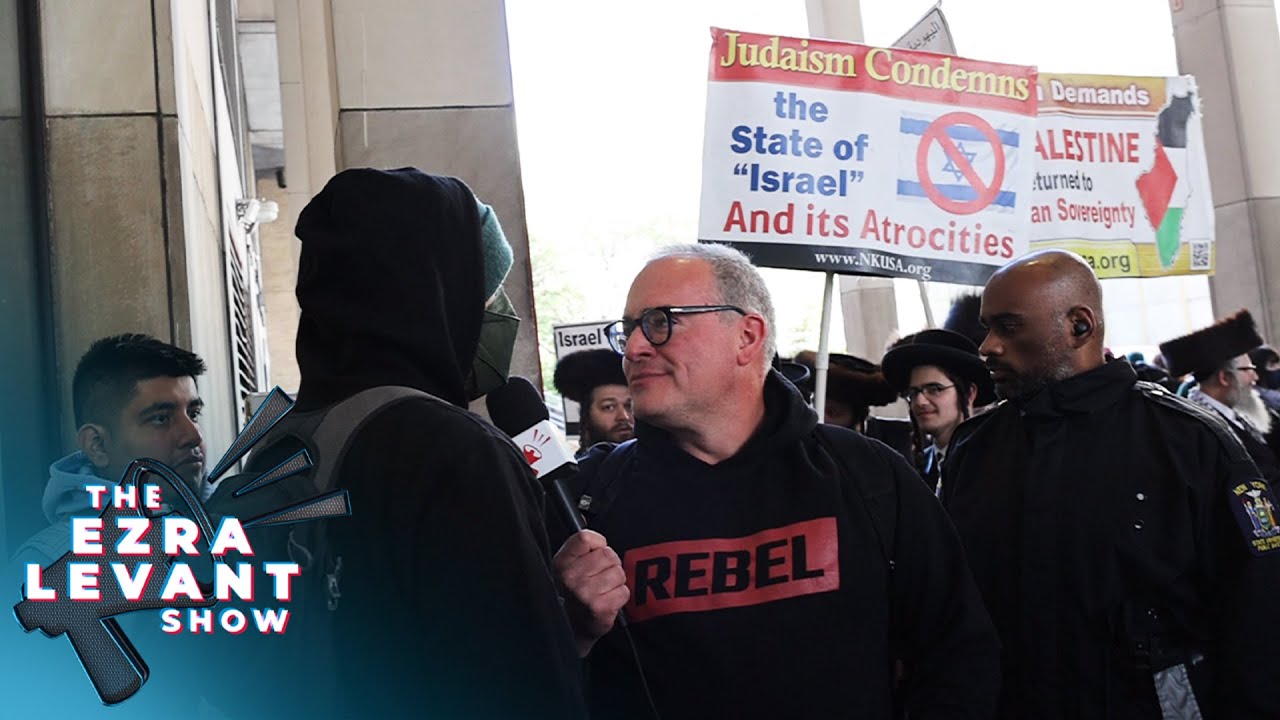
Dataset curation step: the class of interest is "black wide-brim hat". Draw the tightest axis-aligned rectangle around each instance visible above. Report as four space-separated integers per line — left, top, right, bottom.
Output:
882 329 995 406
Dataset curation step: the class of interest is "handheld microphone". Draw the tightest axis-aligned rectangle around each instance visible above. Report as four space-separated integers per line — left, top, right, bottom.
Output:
488 378 659 719
486 377 586 533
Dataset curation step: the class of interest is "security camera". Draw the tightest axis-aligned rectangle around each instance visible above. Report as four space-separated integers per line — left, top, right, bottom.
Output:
235 198 280 232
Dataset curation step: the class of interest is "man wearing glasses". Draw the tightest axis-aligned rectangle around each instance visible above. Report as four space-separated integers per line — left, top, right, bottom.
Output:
1160 310 1280 483
552 243 1000 719
881 329 995 495
942 251 1280 719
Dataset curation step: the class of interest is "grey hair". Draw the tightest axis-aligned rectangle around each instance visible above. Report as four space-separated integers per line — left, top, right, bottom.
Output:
648 243 777 368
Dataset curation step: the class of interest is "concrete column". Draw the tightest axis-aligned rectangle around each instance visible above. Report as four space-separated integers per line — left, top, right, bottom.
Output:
0 0 54 555
36 0 243 455
332 0 541 391
1171 0 1280 340
167 0 242 456
275 0 340 229
271 0 540 408
38 0 179 442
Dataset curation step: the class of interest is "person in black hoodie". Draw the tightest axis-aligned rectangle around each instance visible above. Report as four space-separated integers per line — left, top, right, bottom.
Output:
250 167 586 719
943 250 1280 719
553 243 1000 719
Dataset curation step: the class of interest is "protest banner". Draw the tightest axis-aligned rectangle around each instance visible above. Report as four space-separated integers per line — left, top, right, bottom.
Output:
552 320 618 437
1030 74 1214 278
698 28 1038 285
892 3 959 327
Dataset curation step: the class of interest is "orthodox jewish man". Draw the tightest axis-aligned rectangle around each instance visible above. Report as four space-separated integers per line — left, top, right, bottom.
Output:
882 329 995 495
793 351 900 434
554 348 634 456
1160 309 1280 483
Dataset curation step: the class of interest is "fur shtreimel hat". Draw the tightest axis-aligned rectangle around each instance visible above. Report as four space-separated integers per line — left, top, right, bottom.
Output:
792 351 899 408
553 349 626 404
1159 309 1264 378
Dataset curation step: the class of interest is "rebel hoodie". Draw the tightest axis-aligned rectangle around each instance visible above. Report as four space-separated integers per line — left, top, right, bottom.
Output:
578 371 1000 719
247 168 585 719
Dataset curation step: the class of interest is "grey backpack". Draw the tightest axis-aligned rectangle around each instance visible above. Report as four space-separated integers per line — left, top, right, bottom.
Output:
201 385 442 717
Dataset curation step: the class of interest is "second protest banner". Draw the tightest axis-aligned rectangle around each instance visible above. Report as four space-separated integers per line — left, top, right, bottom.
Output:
1029 74 1214 278
699 28 1038 285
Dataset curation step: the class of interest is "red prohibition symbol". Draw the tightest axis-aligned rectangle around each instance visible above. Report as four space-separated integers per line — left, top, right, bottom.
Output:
915 111 1005 215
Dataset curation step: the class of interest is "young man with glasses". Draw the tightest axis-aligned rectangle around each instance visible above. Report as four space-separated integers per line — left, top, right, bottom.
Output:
553 243 1000 719
882 329 995 495
1161 310 1280 484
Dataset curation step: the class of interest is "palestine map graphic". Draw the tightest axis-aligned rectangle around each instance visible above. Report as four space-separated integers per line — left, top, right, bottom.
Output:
1029 74 1214 279
1137 92 1195 268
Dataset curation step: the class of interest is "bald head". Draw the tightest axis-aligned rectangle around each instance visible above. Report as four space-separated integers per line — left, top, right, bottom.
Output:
989 250 1105 337
979 250 1107 399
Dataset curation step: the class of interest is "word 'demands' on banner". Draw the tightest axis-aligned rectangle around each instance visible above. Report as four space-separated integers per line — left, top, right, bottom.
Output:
1030 74 1214 278
698 28 1037 284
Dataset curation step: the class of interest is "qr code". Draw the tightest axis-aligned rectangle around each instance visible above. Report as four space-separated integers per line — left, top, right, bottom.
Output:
1190 241 1211 270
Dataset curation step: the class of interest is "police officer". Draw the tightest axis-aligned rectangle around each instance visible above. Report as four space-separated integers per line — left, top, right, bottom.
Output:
943 250 1280 718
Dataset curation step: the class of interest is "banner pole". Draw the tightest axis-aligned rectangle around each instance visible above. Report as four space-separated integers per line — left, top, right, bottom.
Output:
815 272 836 421
918 279 936 328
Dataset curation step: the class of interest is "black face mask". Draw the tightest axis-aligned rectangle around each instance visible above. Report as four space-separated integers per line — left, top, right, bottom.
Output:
465 288 520 401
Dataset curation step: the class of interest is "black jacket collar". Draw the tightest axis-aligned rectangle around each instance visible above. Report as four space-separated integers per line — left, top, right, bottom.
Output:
1015 360 1138 421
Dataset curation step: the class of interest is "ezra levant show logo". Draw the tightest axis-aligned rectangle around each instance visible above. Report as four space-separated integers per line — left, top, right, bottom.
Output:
11 388 350 706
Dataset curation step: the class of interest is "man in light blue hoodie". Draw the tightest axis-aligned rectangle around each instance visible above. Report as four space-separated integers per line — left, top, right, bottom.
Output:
9 333 209 573
3 334 214 716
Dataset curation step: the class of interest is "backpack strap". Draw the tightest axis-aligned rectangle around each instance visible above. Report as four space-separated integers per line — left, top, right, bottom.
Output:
274 386 444 609
305 386 443 492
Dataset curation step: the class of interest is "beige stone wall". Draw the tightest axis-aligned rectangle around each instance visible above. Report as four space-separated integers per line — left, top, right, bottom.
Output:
257 175 300 391
334 0 540 393
1 0 51 553
275 0 543 411
38 0 244 454
275 0 340 237
40 0 177 445
168 0 240 456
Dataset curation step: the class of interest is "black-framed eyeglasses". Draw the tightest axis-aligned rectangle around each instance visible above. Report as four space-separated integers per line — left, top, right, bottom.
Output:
902 383 954 402
1231 364 1258 374
606 305 747 353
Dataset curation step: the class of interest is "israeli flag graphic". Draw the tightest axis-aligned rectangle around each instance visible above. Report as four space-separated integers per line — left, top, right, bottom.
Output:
897 114 1020 212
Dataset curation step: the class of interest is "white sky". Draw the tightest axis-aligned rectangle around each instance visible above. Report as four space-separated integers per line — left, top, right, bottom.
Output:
506 0 1230 360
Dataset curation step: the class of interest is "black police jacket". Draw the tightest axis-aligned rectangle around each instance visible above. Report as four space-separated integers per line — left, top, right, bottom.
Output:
943 360 1280 719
